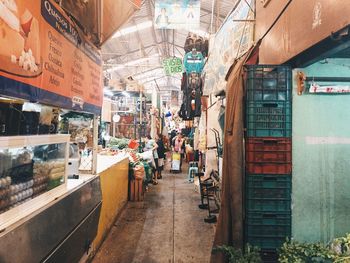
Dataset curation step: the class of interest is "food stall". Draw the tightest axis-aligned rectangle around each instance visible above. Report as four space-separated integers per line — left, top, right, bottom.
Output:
0 1 130 262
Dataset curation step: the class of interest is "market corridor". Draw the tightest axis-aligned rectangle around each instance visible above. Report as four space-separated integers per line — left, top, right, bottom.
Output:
92 167 215 263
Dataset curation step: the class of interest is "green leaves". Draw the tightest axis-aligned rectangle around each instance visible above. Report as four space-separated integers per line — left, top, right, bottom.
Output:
213 244 262 263
279 234 350 263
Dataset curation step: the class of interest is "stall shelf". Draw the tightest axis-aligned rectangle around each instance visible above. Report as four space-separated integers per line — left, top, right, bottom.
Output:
0 134 70 230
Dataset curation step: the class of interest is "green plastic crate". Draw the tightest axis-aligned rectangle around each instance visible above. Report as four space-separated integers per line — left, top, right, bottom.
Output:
246 65 292 102
246 174 292 199
246 211 291 226
246 101 292 137
245 212 291 239
246 198 291 212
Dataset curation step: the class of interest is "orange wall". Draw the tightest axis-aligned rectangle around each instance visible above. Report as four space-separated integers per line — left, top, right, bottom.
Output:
256 0 350 64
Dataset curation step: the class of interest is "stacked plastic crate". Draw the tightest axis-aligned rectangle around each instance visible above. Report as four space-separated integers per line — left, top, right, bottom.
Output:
244 65 292 261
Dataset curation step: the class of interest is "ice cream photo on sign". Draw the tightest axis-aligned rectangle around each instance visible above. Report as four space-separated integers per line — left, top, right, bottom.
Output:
0 0 41 76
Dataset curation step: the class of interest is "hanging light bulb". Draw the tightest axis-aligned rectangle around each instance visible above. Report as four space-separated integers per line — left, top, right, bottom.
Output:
113 114 121 123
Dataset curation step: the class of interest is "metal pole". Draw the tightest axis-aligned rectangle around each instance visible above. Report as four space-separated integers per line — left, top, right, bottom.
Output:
210 0 216 34
92 115 98 175
139 89 142 151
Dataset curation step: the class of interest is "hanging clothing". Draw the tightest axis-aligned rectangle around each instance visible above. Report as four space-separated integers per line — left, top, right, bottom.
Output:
181 72 187 91
193 88 202 117
218 105 225 132
183 51 205 74
188 72 202 90
193 128 199 151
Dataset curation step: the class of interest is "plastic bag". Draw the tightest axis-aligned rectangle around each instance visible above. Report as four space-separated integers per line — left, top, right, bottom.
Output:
133 164 145 180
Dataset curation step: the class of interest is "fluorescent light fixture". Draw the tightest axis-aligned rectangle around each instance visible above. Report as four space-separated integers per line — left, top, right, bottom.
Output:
0 96 14 101
23 102 41 112
122 91 130 97
103 88 114 96
112 21 153 38
106 64 125 73
105 54 160 73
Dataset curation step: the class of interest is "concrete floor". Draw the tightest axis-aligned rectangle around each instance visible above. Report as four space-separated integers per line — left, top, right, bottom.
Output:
92 165 216 263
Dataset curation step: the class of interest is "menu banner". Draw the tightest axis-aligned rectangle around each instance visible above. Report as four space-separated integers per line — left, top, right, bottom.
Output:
0 0 102 114
132 0 142 8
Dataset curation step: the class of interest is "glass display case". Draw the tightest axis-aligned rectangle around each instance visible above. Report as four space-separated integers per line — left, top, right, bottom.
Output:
0 135 69 215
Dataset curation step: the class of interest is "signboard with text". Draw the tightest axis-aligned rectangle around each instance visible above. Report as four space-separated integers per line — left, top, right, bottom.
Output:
163 57 183 75
154 0 200 30
0 0 102 114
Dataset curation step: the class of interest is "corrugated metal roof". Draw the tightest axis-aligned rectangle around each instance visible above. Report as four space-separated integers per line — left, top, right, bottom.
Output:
102 0 236 100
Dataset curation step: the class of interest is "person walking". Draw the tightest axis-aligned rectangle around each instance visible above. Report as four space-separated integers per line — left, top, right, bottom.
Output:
144 135 159 185
172 132 185 171
156 134 166 179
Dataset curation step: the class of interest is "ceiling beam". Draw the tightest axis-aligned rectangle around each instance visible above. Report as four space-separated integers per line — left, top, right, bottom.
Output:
104 41 184 63
201 6 226 20
132 19 147 57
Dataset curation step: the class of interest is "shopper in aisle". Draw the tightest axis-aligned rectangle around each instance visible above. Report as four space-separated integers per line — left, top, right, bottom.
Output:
156 134 166 179
172 132 185 170
144 136 159 185
170 129 177 145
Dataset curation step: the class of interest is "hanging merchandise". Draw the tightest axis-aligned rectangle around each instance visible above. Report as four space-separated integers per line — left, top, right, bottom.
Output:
165 111 172 118
184 33 209 57
197 113 206 153
183 49 204 74
181 72 187 91
218 105 225 132
188 72 202 89
178 94 192 120
179 54 204 121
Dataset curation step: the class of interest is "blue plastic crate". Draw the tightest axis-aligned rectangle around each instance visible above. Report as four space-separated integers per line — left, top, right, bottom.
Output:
246 101 292 137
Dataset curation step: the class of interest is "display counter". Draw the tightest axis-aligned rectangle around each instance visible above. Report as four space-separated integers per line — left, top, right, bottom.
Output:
0 174 101 263
91 153 129 255
0 144 129 262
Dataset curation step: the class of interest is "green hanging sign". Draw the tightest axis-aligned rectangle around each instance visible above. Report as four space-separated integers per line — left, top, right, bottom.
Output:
163 57 183 75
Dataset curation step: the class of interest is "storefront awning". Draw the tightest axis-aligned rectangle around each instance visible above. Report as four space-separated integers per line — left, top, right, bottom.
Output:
100 0 141 45
61 0 141 46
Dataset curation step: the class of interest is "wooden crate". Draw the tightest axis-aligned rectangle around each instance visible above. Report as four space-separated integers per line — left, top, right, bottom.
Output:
129 179 144 202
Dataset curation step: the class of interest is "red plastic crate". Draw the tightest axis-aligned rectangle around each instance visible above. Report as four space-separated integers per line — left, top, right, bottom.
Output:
246 162 292 174
245 137 292 174
246 151 291 163
246 137 291 152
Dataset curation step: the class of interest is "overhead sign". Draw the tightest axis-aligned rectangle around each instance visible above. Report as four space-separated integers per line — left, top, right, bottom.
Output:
0 0 102 114
163 57 183 75
154 0 200 30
